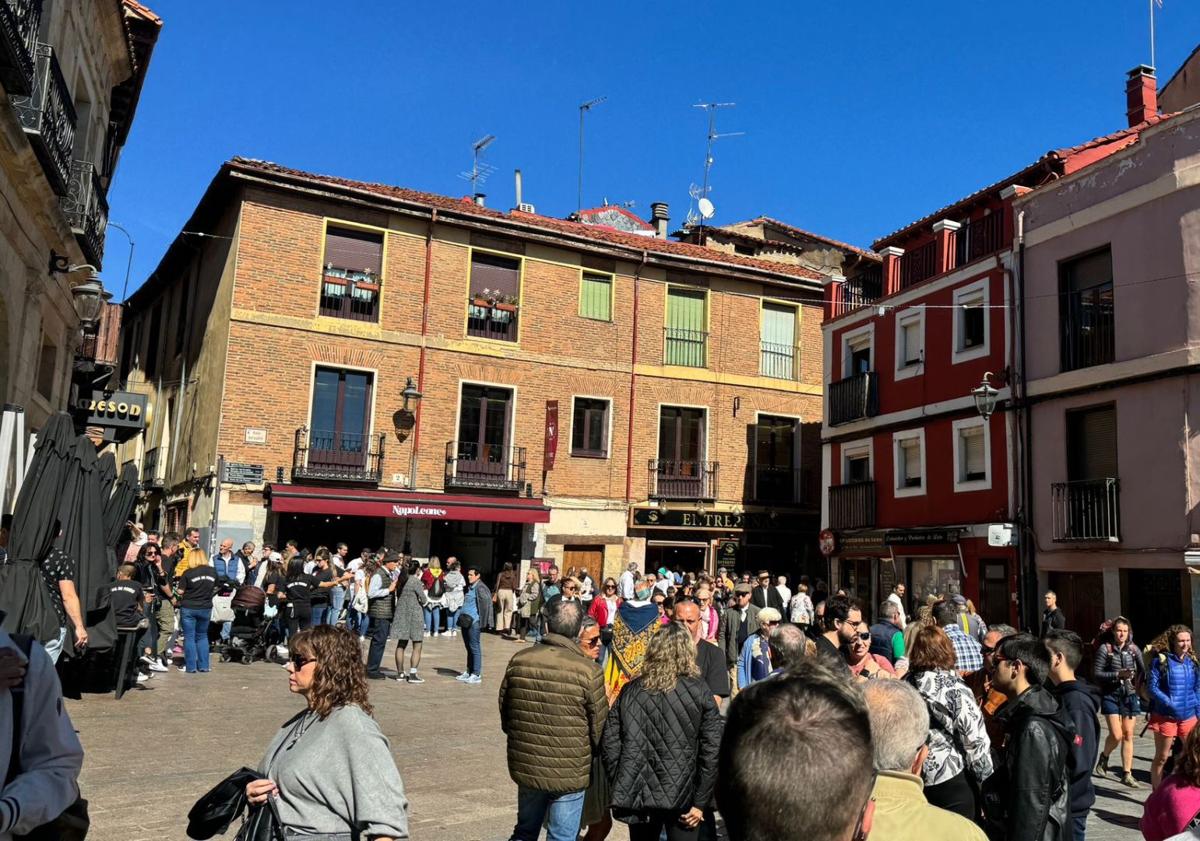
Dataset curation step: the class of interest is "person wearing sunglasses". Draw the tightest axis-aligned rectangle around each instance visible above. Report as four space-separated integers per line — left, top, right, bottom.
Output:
737 607 781 690
844 620 895 681
132 542 169 671
246 626 409 840
587 579 622 636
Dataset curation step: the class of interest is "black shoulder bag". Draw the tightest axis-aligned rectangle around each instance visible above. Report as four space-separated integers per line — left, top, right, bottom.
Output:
6 634 89 841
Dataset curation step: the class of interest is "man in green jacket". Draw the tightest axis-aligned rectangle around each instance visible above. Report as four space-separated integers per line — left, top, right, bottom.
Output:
499 598 607 841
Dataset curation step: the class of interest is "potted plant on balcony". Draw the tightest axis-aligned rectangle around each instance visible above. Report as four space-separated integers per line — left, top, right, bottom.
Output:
353 268 380 295
493 293 519 314
322 262 349 293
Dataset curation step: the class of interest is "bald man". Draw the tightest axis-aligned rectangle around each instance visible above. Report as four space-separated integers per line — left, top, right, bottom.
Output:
674 600 729 708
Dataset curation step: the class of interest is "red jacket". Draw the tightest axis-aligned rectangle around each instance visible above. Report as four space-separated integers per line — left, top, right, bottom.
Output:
588 596 622 627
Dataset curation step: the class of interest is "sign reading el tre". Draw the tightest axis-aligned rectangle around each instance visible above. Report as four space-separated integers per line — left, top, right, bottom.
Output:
75 390 148 431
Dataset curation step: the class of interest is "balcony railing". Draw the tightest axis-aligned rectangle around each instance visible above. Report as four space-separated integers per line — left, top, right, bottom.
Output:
319 273 379 322
293 427 384 483
9 43 75 195
899 241 937 289
142 447 161 488
467 300 519 342
1051 478 1120 542
828 480 876 530
753 465 816 506
955 212 1004 266
838 266 883 315
664 327 708 368
828 371 878 426
0 0 40 96
760 341 799 380
649 459 718 500
61 160 107 268
445 441 526 493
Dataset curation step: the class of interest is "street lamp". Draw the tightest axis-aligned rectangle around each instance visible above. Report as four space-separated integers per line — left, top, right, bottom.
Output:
70 272 107 327
971 372 1000 419
402 376 423 490
401 377 423 413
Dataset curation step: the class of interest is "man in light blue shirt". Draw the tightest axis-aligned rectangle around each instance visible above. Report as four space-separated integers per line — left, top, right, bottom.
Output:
457 567 493 684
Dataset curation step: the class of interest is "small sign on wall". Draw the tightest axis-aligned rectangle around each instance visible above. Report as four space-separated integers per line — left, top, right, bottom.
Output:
245 428 267 444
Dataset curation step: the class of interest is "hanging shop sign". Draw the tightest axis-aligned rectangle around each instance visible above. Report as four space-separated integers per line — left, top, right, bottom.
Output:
74 390 148 432
716 539 740 568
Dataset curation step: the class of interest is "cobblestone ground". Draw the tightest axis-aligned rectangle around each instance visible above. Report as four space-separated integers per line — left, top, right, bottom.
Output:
67 632 1148 840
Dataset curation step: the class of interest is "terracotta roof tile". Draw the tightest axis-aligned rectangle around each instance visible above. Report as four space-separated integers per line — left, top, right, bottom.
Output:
741 217 878 259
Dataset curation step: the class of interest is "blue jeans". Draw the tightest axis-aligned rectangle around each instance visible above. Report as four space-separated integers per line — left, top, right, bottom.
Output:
1072 812 1086 841
181 608 212 672
462 622 482 676
424 605 441 634
348 608 369 636
328 586 345 625
366 616 391 676
44 627 67 664
511 786 585 841
311 604 329 627
444 606 460 631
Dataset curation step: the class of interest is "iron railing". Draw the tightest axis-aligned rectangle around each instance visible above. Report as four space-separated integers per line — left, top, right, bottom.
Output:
1051 478 1120 542
293 427 384 483
664 327 708 368
954 212 1004 267
467 300 518 342
899 241 937 289
9 43 74 194
61 159 107 268
648 459 718 500
828 371 878 426
0 0 40 95
838 266 883 315
828 481 876 530
760 341 799 380
142 447 161 488
445 441 526 493
319 274 380 322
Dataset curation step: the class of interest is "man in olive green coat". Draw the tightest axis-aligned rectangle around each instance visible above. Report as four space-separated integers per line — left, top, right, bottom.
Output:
499 598 607 841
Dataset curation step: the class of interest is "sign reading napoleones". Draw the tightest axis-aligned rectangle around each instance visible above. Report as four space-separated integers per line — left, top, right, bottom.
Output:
75 390 148 431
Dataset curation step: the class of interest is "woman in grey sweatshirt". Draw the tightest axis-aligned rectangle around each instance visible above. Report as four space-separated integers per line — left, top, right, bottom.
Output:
246 626 408 839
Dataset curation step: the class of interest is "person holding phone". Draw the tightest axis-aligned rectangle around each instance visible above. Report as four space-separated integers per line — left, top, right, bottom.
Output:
1092 616 1144 787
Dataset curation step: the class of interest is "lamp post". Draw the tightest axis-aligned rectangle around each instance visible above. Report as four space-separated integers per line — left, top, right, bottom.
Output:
69 271 111 433
970 372 1000 419
402 377 423 489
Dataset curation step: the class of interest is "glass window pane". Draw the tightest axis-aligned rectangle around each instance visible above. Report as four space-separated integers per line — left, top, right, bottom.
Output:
311 369 340 431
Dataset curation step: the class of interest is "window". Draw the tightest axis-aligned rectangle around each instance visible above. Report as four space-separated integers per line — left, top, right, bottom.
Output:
760 301 798 379
571 397 611 458
893 429 925 497
467 251 521 342
952 279 989 363
754 415 798 502
36 335 57 401
734 244 756 256
840 438 872 483
840 323 873 378
321 227 384 322
655 406 711 498
579 272 612 321
1066 405 1117 482
664 287 708 367
894 307 924 380
307 367 374 473
1059 247 1114 371
953 417 990 491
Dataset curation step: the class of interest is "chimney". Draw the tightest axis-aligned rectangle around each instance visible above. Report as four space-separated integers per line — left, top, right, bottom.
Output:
1126 64 1157 127
514 169 523 209
651 201 669 239
473 192 486 207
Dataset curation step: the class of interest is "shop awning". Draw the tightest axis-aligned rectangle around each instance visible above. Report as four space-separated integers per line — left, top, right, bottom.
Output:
266 484 551 524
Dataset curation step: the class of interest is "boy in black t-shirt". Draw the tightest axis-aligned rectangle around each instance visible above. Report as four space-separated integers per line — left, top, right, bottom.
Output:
110 565 146 629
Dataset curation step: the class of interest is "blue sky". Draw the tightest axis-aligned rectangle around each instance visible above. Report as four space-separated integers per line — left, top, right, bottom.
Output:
107 1 1200 299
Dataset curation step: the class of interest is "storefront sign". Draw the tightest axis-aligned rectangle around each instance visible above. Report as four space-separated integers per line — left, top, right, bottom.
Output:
717 539 740 567
630 507 809 531
265 483 550 524
544 400 559 471
74 390 147 431
223 463 264 485
390 503 449 518
838 531 888 553
884 529 961 546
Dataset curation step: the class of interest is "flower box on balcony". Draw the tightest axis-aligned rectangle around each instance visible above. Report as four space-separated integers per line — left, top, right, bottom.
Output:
355 281 380 293
323 275 348 289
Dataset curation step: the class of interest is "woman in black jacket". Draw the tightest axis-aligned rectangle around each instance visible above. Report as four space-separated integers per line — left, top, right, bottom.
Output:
602 622 722 841
1093 616 1145 785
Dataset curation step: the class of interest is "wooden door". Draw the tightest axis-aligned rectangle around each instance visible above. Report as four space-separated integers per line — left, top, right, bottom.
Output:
564 545 604 585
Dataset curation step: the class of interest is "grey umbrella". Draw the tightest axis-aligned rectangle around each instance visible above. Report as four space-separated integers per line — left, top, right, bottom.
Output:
56 434 115 651
0 413 76 642
103 462 139 551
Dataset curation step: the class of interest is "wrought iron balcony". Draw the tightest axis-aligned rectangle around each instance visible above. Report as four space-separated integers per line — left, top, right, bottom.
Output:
445 440 526 493
1051 478 1120 542
0 0 40 96
141 447 162 489
828 371 878 426
9 43 75 194
649 459 718 500
467 300 518 342
293 427 384 483
828 480 876 530
900 241 937 289
319 272 380 322
955 212 1004 267
760 341 799 380
664 327 708 368
837 266 883 316
61 160 107 268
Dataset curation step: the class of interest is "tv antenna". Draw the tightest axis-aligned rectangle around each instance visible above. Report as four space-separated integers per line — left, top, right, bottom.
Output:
685 102 744 232
459 134 497 195
578 96 607 211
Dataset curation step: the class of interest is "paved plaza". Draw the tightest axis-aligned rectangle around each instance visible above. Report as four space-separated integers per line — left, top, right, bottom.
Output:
67 632 1149 841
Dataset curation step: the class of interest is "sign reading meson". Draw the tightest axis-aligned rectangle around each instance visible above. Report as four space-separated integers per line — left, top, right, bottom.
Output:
75 390 148 430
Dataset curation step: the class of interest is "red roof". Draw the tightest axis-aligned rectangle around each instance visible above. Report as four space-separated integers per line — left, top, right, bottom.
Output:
122 0 162 24
733 216 877 259
229 158 824 283
577 205 656 232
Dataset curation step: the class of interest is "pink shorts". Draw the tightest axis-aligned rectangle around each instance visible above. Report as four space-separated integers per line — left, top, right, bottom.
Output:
1148 714 1198 739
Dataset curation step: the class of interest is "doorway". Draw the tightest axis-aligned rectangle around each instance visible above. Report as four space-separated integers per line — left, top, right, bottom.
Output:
646 541 708 575
979 558 1010 627
1047 571 1105 638
564 545 604 584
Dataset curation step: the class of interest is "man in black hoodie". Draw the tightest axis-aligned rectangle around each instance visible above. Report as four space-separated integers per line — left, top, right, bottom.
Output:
991 633 1075 841
1045 630 1101 841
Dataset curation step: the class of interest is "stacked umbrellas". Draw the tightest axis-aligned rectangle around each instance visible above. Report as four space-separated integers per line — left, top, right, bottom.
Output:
55 433 115 651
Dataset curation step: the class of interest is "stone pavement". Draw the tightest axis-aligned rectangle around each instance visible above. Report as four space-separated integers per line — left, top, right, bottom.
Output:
66 632 1151 840
1089 728 1154 841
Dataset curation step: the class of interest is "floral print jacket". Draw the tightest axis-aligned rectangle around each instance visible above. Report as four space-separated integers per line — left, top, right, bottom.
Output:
910 669 994 787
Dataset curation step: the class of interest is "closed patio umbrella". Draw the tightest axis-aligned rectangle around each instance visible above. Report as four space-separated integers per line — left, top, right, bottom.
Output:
55 434 115 651
0 413 75 643
97 451 116 503
103 462 139 552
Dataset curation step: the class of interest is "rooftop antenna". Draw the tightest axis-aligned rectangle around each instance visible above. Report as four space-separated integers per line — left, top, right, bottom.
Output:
459 134 497 196
686 102 744 236
578 96 607 211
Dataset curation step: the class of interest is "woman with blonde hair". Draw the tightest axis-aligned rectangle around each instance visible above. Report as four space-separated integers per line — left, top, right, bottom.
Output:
245 626 409 838
603 622 723 840
176 548 216 673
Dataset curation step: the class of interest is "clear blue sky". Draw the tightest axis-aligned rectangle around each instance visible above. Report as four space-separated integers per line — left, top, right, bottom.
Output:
107 1 1200 299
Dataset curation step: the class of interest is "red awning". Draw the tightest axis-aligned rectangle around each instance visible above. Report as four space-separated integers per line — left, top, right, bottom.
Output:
266 484 550 524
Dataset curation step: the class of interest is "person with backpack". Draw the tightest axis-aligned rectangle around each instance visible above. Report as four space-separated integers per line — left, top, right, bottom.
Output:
1148 624 1200 789
1092 616 1145 787
421 557 447 637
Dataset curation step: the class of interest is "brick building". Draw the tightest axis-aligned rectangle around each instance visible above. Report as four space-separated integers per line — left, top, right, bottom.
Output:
116 158 828 582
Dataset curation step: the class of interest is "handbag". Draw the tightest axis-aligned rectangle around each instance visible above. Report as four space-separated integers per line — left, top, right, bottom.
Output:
456 613 475 630
6 635 90 841
234 800 284 841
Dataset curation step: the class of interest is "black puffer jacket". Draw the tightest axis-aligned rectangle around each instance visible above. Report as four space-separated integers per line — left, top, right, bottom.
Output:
993 687 1073 841
602 675 723 818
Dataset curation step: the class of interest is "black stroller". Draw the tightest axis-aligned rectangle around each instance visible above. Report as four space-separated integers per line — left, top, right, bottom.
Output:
217 585 278 663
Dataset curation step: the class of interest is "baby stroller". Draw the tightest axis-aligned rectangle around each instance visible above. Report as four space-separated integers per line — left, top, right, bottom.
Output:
218 585 276 663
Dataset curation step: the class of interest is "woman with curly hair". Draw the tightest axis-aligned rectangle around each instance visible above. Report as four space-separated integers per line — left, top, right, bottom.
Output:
1141 723 1200 840
245 625 409 839
1148 624 1200 788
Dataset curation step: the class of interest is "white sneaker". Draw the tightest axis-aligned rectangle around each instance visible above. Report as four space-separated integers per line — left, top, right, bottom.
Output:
465 674 482 684
450 630 458 637
147 660 168 673
136 673 150 683
455 671 471 681
423 631 431 638
177 665 189 672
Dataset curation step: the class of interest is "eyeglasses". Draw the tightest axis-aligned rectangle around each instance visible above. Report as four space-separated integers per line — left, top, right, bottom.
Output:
289 654 316 670
604 583 616 589
761 621 780 627
856 632 871 642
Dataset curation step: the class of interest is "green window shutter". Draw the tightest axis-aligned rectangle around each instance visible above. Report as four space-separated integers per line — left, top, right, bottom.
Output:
760 302 796 378
666 288 708 366
580 273 611 321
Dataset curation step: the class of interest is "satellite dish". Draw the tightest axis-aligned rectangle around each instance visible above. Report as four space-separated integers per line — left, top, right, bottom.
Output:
697 197 715 219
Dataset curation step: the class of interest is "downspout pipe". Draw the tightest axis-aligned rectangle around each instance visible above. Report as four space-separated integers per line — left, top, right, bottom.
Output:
624 251 648 503
1016 209 1037 630
411 209 437 490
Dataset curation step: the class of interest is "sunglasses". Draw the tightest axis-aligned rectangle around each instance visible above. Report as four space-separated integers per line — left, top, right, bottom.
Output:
289 654 316 670
581 636 601 648
856 632 871 642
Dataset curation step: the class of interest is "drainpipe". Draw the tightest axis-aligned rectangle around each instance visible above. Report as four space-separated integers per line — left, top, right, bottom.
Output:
624 251 648 503
411 209 437 490
1016 209 1037 630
